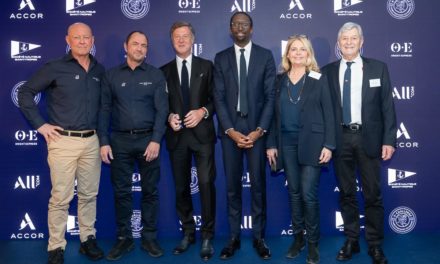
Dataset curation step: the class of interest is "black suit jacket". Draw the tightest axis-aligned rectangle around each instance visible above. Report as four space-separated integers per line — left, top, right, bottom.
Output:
161 55 216 150
322 57 397 158
267 72 336 167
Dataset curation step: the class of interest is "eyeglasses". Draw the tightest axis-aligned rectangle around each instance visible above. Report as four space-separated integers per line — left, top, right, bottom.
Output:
288 34 309 40
231 22 251 29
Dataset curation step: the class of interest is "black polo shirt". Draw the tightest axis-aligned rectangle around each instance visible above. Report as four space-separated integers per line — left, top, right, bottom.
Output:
98 62 169 146
18 52 105 130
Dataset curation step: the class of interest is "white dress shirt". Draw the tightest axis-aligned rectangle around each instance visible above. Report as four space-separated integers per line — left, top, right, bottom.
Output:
234 41 252 112
339 55 363 125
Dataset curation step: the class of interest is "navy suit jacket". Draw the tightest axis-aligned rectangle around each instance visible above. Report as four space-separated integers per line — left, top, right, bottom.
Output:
213 43 276 135
267 72 336 167
160 55 216 150
322 57 397 158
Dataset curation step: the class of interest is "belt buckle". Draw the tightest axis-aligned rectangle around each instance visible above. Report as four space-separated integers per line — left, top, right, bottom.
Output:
349 124 360 131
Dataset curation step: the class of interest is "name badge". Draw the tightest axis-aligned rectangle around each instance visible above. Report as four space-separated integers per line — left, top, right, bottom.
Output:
308 71 321 80
369 78 381 87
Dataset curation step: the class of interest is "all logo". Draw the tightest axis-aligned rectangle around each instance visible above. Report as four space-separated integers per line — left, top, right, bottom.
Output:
390 42 413 58
231 0 255 12
66 0 97 16
131 210 143 238
387 0 415 20
335 211 364 231
280 0 312 20
11 81 41 108
396 122 419 149
240 215 252 230
10 0 44 20
121 0 150 19
334 0 363 16
14 175 40 189
11 40 42 61
179 215 202 231
10 213 44 239
393 86 414 100
387 168 417 189
389 206 416 234
67 215 80 236
15 130 39 146
178 0 201 14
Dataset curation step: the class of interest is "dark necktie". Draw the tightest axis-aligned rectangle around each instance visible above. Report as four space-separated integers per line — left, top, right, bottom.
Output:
239 48 248 115
343 61 353 125
181 59 190 112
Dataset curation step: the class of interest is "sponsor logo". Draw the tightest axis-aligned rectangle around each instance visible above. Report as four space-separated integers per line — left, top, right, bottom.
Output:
240 215 252 229
281 40 288 57
66 44 96 56
242 172 251 188
190 167 199 195
10 213 44 239
132 173 141 192
10 0 44 20
335 43 363 59
179 215 202 231
178 0 201 14
387 0 415 20
67 215 80 236
131 210 143 238
388 168 416 189
280 0 312 20
231 0 255 12
11 41 42 61
389 206 416 234
66 0 97 16
393 86 414 100
390 42 413 58
15 130 39 146
121 0 150 19
14 175 40 189
334 0 363 16
334 179 362 192
335 211 364 231
11 81 41 108
396 122 418 149
193 43 203 57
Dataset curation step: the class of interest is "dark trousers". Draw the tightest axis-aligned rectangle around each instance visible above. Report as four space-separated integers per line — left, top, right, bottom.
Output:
110 132 160 241
169 129 216 240
221 116 267 240
282 133 321 243
334 129 384 246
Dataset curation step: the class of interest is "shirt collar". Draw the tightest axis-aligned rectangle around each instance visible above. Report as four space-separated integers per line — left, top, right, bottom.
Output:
341 54 362 66
120 61 147 71
234 41 252 54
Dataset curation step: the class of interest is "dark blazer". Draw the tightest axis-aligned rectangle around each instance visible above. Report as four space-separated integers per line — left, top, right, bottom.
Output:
267 72 336 167
160 55 216 150
321 57 397 158
213 43 276 134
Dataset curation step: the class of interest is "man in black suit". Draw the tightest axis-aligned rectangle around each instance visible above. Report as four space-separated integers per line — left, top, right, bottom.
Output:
322 22 397 264
213 12 276 260
160 21 216 260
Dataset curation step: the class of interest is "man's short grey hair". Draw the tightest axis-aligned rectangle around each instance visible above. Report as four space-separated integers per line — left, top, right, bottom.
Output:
337 22 363 40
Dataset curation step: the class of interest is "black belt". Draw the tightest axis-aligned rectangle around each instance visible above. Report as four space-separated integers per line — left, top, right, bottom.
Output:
237 112 248 118
119 128 153 135
342 124 362 131
58 130 96 138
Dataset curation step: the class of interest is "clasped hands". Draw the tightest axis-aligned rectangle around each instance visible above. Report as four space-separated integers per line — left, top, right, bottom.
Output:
228 128 262 148
169 108 205 131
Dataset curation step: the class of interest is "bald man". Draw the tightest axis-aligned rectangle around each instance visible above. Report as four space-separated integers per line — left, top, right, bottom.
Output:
18 22 105 264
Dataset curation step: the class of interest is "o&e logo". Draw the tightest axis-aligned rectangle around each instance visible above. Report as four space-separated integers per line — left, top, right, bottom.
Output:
10 0 44 19
388 168 417 189
178 0 201 14
387 0 415 20
11 81 41 108
389 206 416 234
67 215 80 236
132 173 141 192
131 210 143 238
66 44 96 56
121 0 150 19
335 43 363 60
334 0 363 16
396 122 419 149
66 0 97 16
15 130 39 146
390 42 413 58
335 211 364 231
14 175 40 190
179 215 202 231
10 213 44 239
280 0 312 20
190 167 199 195
393 86 414 100
231 0 255 12
11 41 42 61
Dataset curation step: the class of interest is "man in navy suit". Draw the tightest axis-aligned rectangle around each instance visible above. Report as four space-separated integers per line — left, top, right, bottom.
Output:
161 21 216 260
213 12 276 260
322 22 397 264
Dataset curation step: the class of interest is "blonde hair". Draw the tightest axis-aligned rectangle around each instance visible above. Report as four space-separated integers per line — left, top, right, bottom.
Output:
281 35 320 73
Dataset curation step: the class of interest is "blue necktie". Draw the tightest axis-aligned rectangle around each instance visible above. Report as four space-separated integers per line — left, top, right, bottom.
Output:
181 60 190 112
239 48 248 115
343 61 353 125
